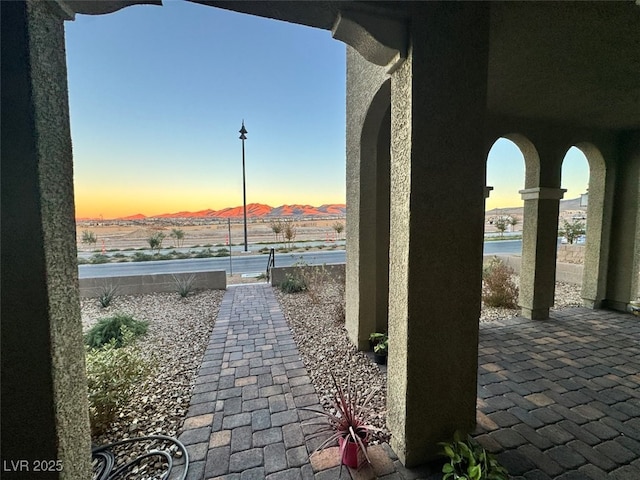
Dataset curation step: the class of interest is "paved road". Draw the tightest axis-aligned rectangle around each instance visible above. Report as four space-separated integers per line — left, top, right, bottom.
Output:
78 240 525 279
483 239 523 255
78 250 347 278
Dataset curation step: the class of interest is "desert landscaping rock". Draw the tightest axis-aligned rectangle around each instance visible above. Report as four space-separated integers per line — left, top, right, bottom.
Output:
81 289 225 457
81 274 582 475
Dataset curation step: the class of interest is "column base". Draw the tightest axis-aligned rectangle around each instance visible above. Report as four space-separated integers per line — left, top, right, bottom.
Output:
520 306 550 320
581 298 603 309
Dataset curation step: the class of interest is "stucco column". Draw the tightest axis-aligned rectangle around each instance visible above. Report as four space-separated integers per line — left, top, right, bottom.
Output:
518 187 566 319
606 131 640 310
1 1 91 477
387 3 489 466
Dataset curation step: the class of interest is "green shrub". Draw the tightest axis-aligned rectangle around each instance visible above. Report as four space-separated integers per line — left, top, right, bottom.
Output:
173 273 196 297
132 251 154 262
192 248 213 258
85 329 152 434
482 257 518 308
214 248 230 257
84 313 148 349
90 254 110 264
97 283 119 308
280 274 307 293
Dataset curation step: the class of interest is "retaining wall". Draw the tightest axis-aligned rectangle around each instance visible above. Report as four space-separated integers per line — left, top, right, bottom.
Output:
270 263 346 287
557 244 585 264
487 254 583 285
79 270 226 297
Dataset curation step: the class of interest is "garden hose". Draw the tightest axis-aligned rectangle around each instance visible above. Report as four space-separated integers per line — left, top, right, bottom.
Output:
91 434 189 480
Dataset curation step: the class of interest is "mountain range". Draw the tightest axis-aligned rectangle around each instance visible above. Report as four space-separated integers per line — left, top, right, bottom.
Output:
79 197 584 222
82 203 347 221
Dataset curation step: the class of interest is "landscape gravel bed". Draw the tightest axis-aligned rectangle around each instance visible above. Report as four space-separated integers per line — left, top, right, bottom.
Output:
81 289 225 458
275 278 583 446
79 276 581 470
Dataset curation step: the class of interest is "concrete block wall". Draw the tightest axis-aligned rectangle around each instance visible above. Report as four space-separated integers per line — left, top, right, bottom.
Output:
79 271 226 297
557 244 585 264
270 264 345 287
488 254 583 285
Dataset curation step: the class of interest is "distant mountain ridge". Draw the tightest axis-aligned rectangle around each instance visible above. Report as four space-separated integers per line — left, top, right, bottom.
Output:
79 203 347 221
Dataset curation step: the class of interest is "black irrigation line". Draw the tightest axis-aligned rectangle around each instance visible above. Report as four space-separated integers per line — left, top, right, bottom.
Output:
91 434 189 480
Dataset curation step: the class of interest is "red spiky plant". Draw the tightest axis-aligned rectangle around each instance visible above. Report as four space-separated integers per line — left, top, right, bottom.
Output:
303 372 381 469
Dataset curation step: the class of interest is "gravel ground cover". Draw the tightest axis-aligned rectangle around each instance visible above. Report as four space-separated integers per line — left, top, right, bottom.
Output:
79 275 581 473
275 278 583 446
81 289 225 470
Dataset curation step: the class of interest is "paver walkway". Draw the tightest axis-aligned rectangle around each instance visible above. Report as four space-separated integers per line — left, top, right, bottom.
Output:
177 284 640 480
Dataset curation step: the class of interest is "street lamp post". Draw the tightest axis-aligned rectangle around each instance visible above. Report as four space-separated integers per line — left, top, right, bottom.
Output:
239 121 248 252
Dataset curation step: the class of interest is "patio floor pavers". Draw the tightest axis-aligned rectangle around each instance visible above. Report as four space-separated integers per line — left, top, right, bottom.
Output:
475 308 640 479
177 284 640 479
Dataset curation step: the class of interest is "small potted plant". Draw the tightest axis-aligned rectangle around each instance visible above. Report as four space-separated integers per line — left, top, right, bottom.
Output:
368 332 386 351
439 431 508 480
303 372 380 470
369 332 388 364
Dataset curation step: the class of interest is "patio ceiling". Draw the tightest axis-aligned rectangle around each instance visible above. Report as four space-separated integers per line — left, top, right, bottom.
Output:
195 0 640 131
62 0 640 130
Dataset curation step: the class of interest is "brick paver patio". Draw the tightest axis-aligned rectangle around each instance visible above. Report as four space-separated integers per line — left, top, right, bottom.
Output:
176 284 640 479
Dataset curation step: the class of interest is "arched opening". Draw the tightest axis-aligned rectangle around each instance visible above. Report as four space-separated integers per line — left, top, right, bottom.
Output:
558 146 590 255
561 143 608 308
485 137 526 243
483 137 530 312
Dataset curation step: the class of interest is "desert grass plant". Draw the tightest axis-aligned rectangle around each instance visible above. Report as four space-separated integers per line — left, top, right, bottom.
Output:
439 431 508 480
173 273 196 298
482 257 519 308
97 283 119 308
280 273 307 293
84 313 148 349
301 264 332 304
85 327 153 434
302 372 380 470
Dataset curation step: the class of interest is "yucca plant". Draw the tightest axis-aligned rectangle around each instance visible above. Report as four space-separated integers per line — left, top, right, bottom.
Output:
97 283 119 308
302 372 380 469
439 431 508 480
172 273 196 298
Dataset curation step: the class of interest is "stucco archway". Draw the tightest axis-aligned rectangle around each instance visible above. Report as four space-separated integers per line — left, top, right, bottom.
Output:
345 77 390 348
566 142 609 308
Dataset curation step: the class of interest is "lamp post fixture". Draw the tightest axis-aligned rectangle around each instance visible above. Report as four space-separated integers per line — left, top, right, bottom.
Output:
239 121 248 252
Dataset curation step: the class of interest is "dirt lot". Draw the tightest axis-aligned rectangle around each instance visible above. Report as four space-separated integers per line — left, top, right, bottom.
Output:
76 218 345 253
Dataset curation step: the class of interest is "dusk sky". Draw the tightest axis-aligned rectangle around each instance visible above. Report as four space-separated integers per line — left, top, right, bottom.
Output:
66 0 589 219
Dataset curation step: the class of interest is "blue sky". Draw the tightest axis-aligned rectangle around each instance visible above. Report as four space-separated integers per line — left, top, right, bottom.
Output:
65 0 589 219
66 0 346 218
